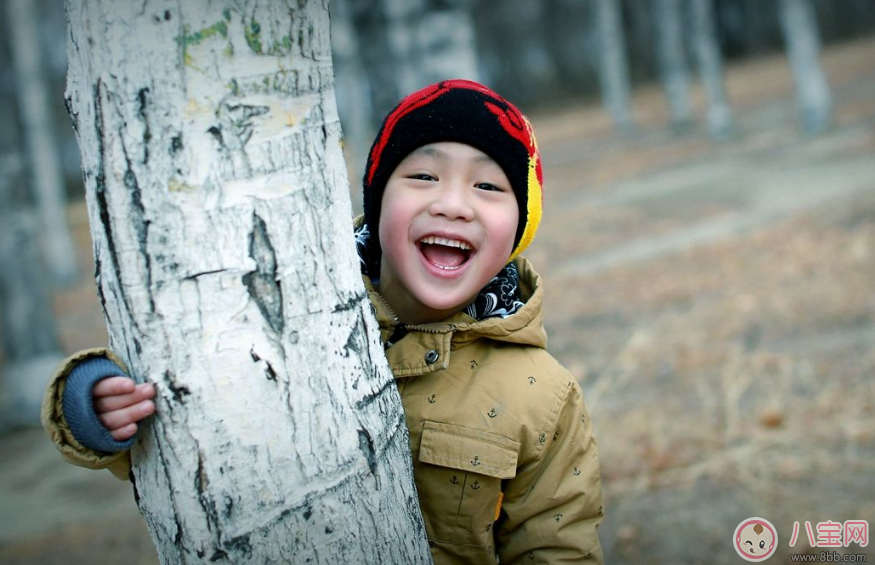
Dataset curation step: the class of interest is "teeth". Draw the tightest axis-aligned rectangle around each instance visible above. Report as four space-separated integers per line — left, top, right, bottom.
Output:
419 236 472 250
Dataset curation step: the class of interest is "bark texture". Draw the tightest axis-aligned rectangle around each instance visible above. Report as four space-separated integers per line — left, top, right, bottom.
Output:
65 1 431 563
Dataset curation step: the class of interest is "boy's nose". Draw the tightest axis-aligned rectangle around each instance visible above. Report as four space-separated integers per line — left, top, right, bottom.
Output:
428 182 474 221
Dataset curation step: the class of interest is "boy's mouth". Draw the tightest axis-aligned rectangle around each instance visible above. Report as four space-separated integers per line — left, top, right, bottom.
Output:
417 235 473 270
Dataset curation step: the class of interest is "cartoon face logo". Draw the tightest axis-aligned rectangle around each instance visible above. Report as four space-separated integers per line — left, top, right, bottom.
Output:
734 517 778 561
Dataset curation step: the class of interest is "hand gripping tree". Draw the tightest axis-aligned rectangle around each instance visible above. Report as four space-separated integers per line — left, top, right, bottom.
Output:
65 1 431 563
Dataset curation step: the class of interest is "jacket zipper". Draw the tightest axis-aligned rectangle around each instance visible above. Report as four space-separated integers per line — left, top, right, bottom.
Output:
373 292 457 346
373 292 406 348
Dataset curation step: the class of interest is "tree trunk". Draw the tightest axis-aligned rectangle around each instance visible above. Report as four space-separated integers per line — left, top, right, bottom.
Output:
689 0 732 140
777 0 833 134
5 0 78 287
0 2 65 430
64 1 431 563
594 0 634 132
654 0 694 128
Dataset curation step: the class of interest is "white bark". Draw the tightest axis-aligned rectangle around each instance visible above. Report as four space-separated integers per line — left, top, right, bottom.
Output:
5 0 79 286
690 0 732 140
655 0 694 127
778 0 833 134
594 0 634 132
65 1 431 563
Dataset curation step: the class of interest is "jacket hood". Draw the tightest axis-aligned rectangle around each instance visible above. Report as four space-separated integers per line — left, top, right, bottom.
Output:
448 256 548 349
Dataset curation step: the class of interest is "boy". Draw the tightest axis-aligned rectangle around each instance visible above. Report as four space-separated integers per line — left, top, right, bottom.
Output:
43 80 604 563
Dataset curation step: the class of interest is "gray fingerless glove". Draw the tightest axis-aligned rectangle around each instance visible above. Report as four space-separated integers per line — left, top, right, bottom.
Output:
62 356 137 454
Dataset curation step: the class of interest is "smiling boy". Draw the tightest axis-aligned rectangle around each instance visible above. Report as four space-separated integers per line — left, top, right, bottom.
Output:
43 80 603 563
377 142 519 323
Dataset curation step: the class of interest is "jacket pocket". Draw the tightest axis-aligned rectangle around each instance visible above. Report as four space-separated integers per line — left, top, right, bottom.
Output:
416 421 520 548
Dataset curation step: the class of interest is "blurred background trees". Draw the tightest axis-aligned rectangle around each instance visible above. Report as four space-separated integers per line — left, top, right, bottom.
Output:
2 0 871 211
0 0 70 429
336 0 868 163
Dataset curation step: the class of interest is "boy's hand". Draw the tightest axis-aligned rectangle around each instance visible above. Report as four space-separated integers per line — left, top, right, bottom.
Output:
92 377 156 441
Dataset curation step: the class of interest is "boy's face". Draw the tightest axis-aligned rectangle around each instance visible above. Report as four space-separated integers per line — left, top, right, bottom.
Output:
377 142 519 324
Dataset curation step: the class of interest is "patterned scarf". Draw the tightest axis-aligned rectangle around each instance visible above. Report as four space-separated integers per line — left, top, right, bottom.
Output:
355 223 524 321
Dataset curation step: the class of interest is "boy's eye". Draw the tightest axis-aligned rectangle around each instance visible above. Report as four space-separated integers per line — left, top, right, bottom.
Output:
475 182 504 192
408 173 436 181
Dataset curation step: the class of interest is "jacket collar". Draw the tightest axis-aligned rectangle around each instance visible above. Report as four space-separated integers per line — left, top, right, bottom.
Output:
363 258 548 378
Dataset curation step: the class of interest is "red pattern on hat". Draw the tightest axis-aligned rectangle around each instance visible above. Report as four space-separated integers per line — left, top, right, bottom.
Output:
366 82 447 185
483 100 544 195
367 80 531 186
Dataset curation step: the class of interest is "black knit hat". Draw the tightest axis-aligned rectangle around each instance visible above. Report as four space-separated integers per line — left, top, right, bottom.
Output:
362 79 543 264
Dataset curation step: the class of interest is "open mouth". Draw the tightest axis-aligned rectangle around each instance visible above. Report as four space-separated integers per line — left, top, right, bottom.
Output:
417 235 474 271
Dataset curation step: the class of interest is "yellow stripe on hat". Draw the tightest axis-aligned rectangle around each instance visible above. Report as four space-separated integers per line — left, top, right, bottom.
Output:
508 152 543 262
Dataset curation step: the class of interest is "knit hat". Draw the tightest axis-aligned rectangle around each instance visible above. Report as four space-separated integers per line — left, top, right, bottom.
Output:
363 79 543 264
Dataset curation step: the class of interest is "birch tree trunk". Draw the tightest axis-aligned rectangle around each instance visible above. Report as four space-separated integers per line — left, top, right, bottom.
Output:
654 0 694 128
65 1 431 563
5 0 79 286
0 32 64 428
594 0 634 132
777 0 833 134
690 0 732 140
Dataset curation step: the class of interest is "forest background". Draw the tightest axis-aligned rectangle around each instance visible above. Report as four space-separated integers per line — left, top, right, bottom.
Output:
1 0 874 563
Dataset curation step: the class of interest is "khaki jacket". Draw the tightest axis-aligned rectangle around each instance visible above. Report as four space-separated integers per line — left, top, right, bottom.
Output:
369 258 603 564
42 259 603 564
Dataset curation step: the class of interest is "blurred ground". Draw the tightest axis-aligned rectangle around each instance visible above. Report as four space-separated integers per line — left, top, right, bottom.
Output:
1 36 874 564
